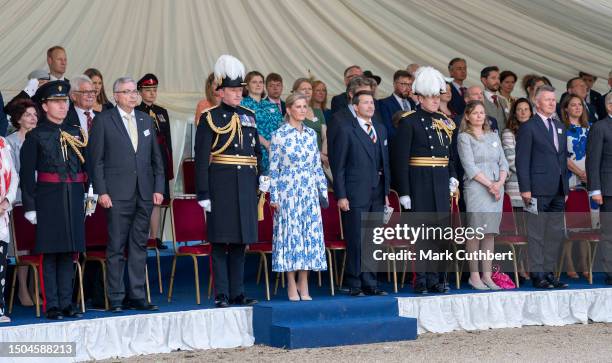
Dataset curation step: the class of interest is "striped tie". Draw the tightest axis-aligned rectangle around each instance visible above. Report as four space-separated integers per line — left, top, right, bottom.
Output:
365 121 376 143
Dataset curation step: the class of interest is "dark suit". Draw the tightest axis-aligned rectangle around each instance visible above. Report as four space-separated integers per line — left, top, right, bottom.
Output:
332 117 390 289
379 94 416 140
590 89 604 120
88 107 164 306
516 114 568 282
586 115 612 279
331 92 348 115
449 84 466 116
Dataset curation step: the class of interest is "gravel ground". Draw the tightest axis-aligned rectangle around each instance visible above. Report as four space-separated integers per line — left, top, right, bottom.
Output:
98 322 612 363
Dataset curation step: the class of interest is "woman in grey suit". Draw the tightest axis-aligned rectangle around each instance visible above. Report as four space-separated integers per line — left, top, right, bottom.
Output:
458 101 509 290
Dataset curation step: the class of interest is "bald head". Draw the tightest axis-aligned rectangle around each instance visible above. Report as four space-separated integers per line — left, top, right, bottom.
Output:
464 86 484 102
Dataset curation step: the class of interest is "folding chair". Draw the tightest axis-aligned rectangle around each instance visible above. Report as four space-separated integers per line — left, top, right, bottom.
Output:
247 193 274 301
494 193 528 287
559 188 600 284
167 196 212 304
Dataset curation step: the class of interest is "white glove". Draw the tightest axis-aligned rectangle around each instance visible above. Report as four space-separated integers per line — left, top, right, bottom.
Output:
24 78 39 97
400 196 411 210
25 211 37 224
449 177 459 194
259 175 271 193
198 199 211 212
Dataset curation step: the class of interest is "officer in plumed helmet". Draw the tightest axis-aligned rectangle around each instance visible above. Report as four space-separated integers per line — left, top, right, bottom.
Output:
20 80 87 319
392 66 459 294
135 73 173 250
195 55 262 308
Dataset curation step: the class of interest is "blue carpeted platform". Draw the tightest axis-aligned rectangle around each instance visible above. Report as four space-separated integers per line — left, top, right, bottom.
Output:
253 297 417 349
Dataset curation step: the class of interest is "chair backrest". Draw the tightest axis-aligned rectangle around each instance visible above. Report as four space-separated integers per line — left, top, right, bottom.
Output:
565 188 592 230
258 193 273 243
10 205 37 257
182 157 196 194
84 204 109 249
387 189 402 226
321 191 343 240
499 192 518 234
171 197 207 245
451 194 462 228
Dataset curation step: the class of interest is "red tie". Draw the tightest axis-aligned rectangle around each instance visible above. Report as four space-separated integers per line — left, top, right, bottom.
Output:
491 94 498 105
84 111 93 131
460 87 467 97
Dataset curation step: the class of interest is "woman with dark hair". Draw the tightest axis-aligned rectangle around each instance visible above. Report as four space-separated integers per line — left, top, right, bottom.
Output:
458 100 508 290
438 82 456 118
501 98 532 207
499 70 517 117
5 98 38 307
84 68 113 112
194 72 221 125
522 75 546 112
561 94 592 280
241 71 283 175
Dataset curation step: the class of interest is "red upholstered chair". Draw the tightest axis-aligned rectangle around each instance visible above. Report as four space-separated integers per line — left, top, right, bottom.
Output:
182 158 196 194
322 191 346 296
383 189 411 293
559 188 600 284
9 205 84 317
8 205 45 317
83 204 152 309
247 193 274 300
167 196 212 304
494 193 528 287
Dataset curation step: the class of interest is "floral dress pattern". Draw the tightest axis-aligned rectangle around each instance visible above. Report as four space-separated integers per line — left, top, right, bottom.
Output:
269 123 328 272
567 124 589 188
241 96 283 175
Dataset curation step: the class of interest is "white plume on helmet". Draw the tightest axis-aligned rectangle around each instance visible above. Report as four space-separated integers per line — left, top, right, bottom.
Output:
412 66 447 97
213 55 245 83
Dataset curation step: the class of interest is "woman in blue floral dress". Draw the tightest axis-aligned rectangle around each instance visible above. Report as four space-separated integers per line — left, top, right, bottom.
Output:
241 71 283 175
269 92 328 301
561 94 595 279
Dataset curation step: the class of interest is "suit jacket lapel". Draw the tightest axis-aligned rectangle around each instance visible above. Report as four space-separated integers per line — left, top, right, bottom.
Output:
351 118 375 161
136 112 146 152
534 114 557 152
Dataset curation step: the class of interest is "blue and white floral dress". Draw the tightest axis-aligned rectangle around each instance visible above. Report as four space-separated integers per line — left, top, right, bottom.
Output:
269 123 328 272
566 123 589 188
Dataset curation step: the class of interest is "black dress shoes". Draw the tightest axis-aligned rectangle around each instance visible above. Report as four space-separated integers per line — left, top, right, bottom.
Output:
532 279 553 289
413 284 428 295
428 283 450 294
545 273 568 289
230 294 258 306
46 307 63 320
109 305 123 313
127 299 159 311
606 277 612 285
363 287 388 296
349 288 366 297
62 305 83 318
215 294 230 308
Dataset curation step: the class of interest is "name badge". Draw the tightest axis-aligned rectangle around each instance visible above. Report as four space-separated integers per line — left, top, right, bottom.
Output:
312 117 318 122
492 141 498 147
269 108 276 113
384 139 388 146
557 128 562 134
144 129 150 137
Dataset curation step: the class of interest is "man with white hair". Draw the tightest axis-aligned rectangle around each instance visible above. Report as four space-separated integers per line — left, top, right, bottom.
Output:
392 66 458 294
67 75 97 136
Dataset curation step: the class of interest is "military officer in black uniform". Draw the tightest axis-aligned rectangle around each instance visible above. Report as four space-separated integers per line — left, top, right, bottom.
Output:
136 74 173 250
392 66 458 294
20 80 87 319
195 55 262 308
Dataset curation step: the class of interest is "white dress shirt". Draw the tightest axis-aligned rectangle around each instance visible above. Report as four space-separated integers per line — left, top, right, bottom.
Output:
74 106 94 137
393 93 411 111
117 106 136 134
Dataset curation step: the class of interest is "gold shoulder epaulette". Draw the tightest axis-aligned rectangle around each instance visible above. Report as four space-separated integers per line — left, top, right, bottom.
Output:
238 105 255 113
201 104 219 114
401 110 416 118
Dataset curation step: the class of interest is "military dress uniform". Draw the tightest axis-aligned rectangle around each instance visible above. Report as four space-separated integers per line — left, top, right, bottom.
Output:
195 101 261 306
136 74 173 199
392 107 457 292
20 81 86 318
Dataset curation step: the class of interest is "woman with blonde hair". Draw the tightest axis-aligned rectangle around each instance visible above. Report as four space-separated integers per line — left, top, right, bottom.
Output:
194 72 222 124
292 78 329 168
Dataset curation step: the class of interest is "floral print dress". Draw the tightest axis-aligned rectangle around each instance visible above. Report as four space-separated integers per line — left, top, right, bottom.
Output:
269 123 328 272
567 124 588 188
241 96 283 175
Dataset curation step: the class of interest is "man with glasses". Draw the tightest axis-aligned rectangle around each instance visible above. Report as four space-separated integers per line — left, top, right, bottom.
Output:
88 77 164 313
68 75 97 137
379 70 415 140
